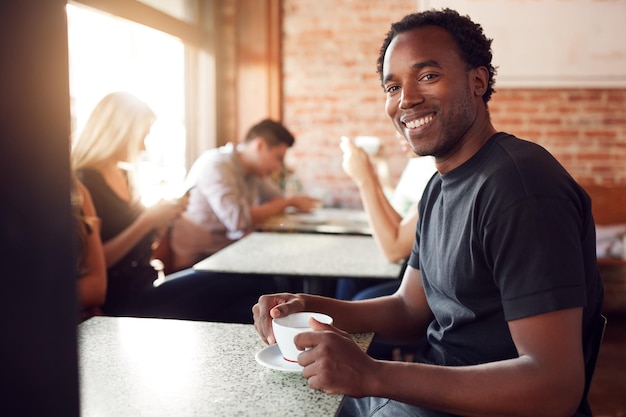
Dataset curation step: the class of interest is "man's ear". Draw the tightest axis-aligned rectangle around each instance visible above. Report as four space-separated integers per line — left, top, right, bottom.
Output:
471 66 489 98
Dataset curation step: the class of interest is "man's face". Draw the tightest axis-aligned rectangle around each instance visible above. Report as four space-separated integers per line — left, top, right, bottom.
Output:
254 139 288 177
382 26 478 160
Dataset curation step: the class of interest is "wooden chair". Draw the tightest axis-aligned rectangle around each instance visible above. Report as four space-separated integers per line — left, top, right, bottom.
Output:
581 184 626 226
581 184 626 269
152 226 177 275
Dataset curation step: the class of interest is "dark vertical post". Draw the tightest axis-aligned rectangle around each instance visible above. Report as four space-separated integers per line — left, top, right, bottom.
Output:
0 1 80 416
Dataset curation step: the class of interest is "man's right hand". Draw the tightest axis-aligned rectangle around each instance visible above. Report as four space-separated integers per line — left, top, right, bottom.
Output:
288 195 321 212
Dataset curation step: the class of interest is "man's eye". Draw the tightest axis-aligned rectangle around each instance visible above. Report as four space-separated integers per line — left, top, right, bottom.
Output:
385 85 400 94
420 73 438 82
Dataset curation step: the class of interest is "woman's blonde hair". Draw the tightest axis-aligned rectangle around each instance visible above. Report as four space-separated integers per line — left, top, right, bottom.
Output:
71 92 155 173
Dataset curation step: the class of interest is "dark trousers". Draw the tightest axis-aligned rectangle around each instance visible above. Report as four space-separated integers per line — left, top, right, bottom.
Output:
124 269 280 323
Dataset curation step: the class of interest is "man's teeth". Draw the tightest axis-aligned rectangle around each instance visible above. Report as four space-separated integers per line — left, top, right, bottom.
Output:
405 115 433 129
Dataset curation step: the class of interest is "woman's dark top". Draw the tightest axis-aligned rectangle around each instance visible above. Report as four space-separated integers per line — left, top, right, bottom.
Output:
77 168 157 315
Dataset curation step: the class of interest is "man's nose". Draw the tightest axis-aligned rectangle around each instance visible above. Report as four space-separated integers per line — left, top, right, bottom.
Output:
399 84 424 109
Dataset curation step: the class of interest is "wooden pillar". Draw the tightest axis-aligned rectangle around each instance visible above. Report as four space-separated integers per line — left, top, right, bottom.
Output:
0 2 80 416
235 0 282 140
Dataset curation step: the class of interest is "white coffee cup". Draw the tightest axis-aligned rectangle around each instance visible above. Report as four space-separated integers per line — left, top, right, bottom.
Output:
354 135 381 155
272 312 333 362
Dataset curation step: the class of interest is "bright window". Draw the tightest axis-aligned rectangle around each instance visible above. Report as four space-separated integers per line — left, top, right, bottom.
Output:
66 3 188 206
136 0 199 24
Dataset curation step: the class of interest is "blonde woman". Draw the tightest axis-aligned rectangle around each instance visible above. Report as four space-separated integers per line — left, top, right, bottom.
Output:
72 92 185 316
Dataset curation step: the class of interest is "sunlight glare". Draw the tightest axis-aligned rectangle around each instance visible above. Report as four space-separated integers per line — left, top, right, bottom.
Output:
66 3 187 206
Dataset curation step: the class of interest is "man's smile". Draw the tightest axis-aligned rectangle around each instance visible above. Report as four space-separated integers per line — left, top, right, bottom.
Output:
402 113 435 129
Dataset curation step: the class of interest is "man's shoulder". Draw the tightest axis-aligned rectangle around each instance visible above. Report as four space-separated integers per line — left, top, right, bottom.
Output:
186 145 239 189
196 144 235 162
492 132 554 161
484 133 585 205
487 133 566 177
195 144 240 169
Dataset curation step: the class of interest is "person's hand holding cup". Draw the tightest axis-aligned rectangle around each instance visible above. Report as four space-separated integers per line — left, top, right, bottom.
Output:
353 135 381 155
272 312 333 363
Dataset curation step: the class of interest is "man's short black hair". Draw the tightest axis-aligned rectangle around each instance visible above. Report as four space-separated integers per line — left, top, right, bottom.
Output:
376 8 497 104
245 119 295 147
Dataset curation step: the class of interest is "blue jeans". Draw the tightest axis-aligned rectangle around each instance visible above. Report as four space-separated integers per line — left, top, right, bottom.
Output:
338 396 438 417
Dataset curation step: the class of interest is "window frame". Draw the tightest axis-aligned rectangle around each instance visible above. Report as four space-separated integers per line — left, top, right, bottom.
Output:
70 0 283 168
69 0 217 170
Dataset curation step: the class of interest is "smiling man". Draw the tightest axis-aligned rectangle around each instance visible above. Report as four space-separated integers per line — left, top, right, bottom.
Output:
253 9 604 417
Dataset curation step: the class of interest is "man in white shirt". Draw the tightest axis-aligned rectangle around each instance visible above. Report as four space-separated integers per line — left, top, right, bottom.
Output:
170 119 319 270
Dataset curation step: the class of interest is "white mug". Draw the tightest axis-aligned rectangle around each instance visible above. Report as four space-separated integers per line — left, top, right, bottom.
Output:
272 312 333 362
354 135 381 155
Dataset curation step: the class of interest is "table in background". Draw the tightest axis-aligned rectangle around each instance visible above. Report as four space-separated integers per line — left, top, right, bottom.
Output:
257 207 372 235
193 232 403 294
79 316 372 417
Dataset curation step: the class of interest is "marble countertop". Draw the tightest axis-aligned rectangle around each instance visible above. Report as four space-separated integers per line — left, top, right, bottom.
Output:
193 232 402 280
79 316 372 417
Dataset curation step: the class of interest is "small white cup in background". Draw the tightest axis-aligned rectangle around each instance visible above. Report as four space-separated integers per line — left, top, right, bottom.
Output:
272 312 333 362
354 135 381 155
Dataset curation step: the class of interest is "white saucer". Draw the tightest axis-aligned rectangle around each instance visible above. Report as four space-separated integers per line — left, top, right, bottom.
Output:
255 344 303 372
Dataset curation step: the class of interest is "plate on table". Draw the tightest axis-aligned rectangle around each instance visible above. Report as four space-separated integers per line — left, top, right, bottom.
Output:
255 344 303 372
290 213 326 225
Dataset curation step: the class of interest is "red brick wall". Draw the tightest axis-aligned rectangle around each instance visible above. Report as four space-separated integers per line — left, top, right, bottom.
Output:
281 0 416 208
280 0 626 208
491 89 626 186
